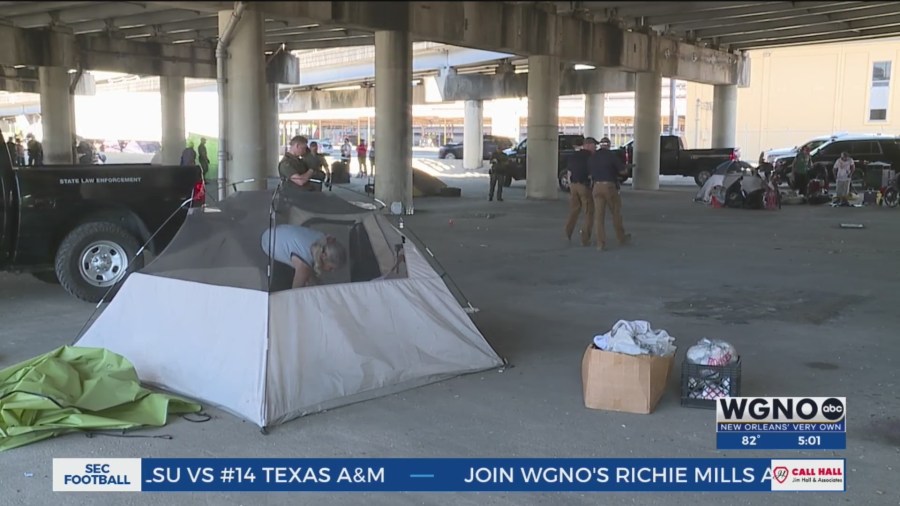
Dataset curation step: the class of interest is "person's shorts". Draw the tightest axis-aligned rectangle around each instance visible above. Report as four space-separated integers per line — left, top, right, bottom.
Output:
836 179 851 197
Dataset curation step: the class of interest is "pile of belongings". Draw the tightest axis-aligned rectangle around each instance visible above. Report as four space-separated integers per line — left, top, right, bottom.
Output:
0 346 201 452
695 161 780 210
592 320 677 356
684 338 739 401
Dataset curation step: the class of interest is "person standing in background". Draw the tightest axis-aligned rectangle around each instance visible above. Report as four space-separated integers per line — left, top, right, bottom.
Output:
6 137 16 166
15 138 25 166
340 138 352 172
588 137 631 251
180 141 197 167
833 151 855 206
368 140 375 173
356 139 368 178
26 134 42 166
198 138 210 178
563 137 595 246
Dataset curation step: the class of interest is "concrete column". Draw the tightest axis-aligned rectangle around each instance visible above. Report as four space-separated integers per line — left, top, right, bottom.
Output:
525 55 560 200
264 82 280 178
374 30 413 213
219 9 266 191
584 93 605 139
633 72 661 191
38 66 73 164
160 76 185 166
712 84 737 148
463 99 483 170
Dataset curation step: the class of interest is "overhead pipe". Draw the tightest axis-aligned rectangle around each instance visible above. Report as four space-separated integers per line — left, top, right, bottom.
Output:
216 1 247 201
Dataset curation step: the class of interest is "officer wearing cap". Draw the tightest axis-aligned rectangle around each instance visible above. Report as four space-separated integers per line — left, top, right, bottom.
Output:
563 136 596 245
588 136 631 251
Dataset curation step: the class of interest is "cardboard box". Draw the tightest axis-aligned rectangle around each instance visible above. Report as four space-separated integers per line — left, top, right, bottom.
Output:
581 345 676 414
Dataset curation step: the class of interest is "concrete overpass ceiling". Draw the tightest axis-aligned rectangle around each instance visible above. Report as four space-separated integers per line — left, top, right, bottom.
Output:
0 2 371 49
554 1 900 50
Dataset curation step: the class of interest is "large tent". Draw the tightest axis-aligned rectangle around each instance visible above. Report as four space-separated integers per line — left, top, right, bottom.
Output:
75 187 503 429
695 160 755 203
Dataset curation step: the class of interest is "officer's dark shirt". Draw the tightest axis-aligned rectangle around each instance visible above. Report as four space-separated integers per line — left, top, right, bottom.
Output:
588 149 625 183
489 151 509 173
278 153 309 180
567 150 591 184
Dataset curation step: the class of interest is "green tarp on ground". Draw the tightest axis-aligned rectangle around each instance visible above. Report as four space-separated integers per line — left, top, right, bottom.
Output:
0 346 201 452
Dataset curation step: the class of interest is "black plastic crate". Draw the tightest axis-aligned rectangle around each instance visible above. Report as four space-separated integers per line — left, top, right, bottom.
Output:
680 356 742 409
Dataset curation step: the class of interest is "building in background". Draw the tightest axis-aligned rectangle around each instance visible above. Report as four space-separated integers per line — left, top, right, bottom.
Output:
686 37 900 159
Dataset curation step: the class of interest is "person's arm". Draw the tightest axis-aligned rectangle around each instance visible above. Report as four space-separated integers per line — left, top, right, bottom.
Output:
291 170 312 186
289 256 315 288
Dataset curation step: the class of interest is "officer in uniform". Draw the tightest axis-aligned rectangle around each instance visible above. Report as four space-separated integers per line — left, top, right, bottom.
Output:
564 137 595 246
279 135 314 189
488 146 509 201
588 137 631 251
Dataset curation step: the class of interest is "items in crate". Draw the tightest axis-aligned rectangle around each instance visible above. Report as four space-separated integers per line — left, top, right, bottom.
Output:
592 320 677 356
687 372 733 400
686 338 737 366
683 338 740 402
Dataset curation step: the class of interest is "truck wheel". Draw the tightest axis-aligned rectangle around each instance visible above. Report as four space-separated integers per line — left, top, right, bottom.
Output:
503 175 513 187
55 222 144 303
558 170 571 193
31 271 60 284
694 169 712 187
444 152 456 160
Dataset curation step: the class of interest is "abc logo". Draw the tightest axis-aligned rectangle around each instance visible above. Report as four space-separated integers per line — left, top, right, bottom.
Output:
821 398 844 421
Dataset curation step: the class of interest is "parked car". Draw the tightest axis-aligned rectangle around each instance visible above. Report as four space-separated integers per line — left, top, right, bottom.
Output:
773 134 900 185
503 134 585 191
614 135 740 187
761 133 857 165
439 135 515 160
309 139 334 156
0 128 205 302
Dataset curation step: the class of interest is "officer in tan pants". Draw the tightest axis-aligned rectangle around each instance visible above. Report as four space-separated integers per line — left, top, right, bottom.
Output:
564 137 595 245
588 137 631 251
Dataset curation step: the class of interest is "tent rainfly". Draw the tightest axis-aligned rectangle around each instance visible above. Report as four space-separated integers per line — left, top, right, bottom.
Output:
76 188 503 430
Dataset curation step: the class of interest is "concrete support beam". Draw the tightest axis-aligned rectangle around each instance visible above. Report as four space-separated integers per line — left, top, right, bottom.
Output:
463 100 483 170
264 83 281 178
0 24 217 78
160 75 186 166
257 1 740 85
584 93 605 139
633 72 661 191
435 67 634 102
219 8 267 192
374 30 413 213
525 55 560 200
38 66 73 165
711 84 737 149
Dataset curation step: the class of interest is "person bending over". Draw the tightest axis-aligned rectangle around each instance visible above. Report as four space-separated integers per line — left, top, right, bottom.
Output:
261 225 347 288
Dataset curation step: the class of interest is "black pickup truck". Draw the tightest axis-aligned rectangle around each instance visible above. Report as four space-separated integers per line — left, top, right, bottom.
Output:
503 134 585 191
1 132 204 302
615 135 740 186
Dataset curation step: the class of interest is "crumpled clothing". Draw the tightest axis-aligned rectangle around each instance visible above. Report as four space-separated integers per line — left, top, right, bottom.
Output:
593 320 677 356
686 338 738 366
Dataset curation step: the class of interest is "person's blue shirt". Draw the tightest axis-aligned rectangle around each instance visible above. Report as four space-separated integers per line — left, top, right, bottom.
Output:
588 149 625 183
261 225 326 267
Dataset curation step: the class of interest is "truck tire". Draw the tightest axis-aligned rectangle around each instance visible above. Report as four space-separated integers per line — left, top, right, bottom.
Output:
31 271 60 284
694 169 712 187
55 221 144 303
444 152 456 160
503 175 513 187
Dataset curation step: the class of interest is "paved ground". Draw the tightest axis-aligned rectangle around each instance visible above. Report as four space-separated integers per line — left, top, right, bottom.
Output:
1 160 898 506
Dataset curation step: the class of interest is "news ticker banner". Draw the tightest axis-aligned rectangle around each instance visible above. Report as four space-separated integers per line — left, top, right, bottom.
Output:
52 458 846 493
715 397 846 451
